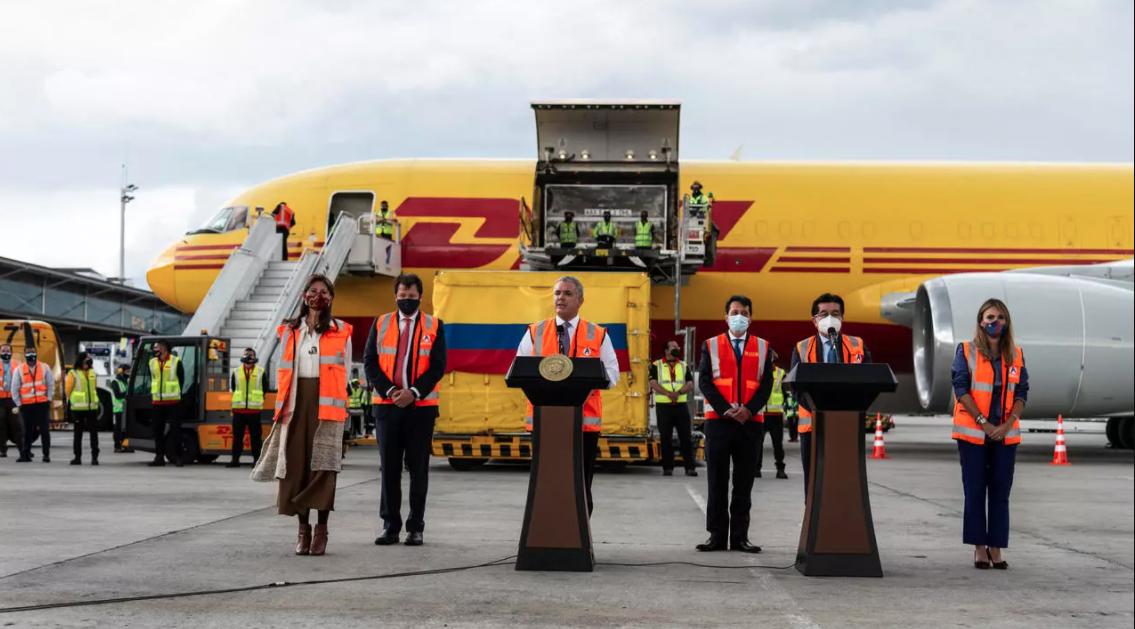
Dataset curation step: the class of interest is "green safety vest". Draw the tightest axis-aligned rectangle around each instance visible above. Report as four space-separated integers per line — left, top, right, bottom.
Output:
111 379 127 413
231 365 264 410
765 367 785 413
68 369 99 412
348 383 367 409
149 355 182 403
374 208 394 237
653 359 688 403
558 221 578 245
635 221 653 247
592 221 617 238
690 192 711 206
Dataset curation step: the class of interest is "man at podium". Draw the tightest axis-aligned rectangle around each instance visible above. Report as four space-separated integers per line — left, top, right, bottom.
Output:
516 276 620 516
696 295 774 553
790 293 873 497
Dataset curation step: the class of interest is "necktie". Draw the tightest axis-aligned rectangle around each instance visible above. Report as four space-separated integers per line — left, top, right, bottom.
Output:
733 338 743 362
394 317 411 388
557 324 568 355
826 340 837 364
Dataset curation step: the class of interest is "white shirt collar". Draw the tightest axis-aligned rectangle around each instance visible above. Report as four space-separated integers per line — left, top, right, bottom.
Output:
555 315 580 329
399 310 420 322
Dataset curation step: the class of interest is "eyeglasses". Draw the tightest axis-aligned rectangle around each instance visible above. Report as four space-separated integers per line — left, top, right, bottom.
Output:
813 312 843 320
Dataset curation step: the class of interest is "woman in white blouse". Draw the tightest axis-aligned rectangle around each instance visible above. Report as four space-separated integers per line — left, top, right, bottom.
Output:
253 274 353 556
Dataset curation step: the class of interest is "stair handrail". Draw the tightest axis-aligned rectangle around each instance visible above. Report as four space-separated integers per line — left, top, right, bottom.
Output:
183 216 278 336
313 211 359 279
252 248 319 371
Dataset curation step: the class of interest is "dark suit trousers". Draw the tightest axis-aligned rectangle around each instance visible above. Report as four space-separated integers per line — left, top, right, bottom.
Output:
21 402 51 457
582 430 600 516
703 418 763 542
376 405 436 534
800 432 812 500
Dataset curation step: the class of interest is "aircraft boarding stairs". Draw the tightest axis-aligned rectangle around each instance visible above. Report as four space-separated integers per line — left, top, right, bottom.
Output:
183 213 401 383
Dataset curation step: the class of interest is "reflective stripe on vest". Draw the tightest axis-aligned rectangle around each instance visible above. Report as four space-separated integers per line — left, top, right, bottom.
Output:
374 208 393 236
952 342 1023 445
68 369 99 411
348 384 366 409
19 362 50 405
635 221 652 247
149 356 182 402
371 312 440 406
704 334 768 421
525 318 606 432
763 367 785 413
231 365 265 410
794 335 865 433
653 359 687 403
0 360 18 400
273 319 353 422
558 221 578 245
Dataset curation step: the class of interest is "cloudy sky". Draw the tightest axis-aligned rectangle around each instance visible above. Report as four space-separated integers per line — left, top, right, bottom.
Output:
1 0 1131 287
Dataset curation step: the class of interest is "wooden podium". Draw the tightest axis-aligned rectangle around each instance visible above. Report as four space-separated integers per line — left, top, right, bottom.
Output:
506 356 608 572
784 362 897 577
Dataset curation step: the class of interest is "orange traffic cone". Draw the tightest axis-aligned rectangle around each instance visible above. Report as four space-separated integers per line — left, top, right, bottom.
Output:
869 413 889 459
1050 414 1071 466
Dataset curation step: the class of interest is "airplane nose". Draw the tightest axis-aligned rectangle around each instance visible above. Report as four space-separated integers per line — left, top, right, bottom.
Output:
146 244 179 310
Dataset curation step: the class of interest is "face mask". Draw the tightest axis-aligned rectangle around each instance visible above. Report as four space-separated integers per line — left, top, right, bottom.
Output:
641 215 648 222
242 356 258 365
565 216 573 223
397 298 420 316
0 352 10 361
84 358 93 368
984 320 1004 338
305 293 331 310
26 355 37 365
818 316 842 336
668 348 680 359
727 314 750 335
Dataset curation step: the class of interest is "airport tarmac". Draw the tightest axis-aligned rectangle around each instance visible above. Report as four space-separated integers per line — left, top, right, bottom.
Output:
1 417 1132 628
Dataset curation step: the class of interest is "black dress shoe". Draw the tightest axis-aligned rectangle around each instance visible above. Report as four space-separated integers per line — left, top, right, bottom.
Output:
225 460 241 468
685 469 698 477
71 458 82 465
696 537 728 552
405 532 424 546
42 456 50 463
776 468 788 479
16 456 31 463
731 540 762 553
662 469 673 476
374 530 400 545
147 458 165 467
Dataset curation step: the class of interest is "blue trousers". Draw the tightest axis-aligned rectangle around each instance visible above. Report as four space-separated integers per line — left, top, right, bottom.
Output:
958 440 1017 548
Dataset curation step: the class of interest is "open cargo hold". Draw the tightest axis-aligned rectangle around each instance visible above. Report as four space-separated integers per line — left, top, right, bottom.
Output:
431 270 655 467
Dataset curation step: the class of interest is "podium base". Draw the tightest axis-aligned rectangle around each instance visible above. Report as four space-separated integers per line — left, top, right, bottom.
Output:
516 547 596 572
796 551 882 578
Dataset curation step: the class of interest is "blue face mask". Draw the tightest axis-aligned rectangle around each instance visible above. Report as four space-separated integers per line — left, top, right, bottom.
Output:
984 320 1005 338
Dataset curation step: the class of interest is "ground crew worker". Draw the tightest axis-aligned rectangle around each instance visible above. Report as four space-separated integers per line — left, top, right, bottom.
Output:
790 293 872 498
634 210 655 249
592 211 619 247
111 367 133 453
515 275 619 517
272 201 296 261
649 339 697 477
347 370 368 439
66 351 101 465
12 346 54 463
148 339 186 467
755 358 788 479
374 200 395 239
784 387 799 442
689 181 718 266
557 211 579 247
952 298 1028 570
1 343 25 458
227 347 264 468
365 273 448 547
696 295 773 553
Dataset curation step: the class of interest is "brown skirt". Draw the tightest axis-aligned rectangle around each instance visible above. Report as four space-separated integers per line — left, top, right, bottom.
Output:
276 378 337 515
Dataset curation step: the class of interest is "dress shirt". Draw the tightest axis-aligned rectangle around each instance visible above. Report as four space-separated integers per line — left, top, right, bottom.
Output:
516 314 620 389
385 310 424 400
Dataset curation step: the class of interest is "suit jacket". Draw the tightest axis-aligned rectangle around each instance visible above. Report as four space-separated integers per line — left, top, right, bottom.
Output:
363 312 447 419
697 333 775 420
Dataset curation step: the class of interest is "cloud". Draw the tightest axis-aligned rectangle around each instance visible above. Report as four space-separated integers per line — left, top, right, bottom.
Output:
0 0 1130 281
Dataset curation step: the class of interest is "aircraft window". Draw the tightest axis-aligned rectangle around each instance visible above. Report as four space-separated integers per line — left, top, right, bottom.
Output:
228 207 249 231
189 206 249 235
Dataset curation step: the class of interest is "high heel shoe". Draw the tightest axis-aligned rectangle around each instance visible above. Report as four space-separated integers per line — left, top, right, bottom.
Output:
311 524 328 556
987 548 1008 570
296 523 312 555
974 548 990 569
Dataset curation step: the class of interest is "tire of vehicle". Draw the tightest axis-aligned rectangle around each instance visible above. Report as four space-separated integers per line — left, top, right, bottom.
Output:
1119 416 1134 450
1105 417 1121 448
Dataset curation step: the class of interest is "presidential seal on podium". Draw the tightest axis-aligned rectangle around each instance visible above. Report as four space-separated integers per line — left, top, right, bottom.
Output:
539 354 573 382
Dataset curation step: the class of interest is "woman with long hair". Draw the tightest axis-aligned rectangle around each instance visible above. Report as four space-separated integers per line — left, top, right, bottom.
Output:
252 274 353 556
951 298 1029 570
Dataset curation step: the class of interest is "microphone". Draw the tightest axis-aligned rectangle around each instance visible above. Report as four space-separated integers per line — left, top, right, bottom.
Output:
828 327 842 364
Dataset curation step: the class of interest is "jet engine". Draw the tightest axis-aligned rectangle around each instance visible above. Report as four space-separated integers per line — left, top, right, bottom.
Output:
913 272 1134 417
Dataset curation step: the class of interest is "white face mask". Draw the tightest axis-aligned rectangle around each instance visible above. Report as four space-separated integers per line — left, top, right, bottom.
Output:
817 315 842 336
727 314 750 335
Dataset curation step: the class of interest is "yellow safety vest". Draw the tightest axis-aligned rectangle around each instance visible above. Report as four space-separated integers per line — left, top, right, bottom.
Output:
764 367 785 413
68 369 99 412
654 359 688 403
592 221 617 238
635 221 653 247
231 365 264 410
348 383 366 409
374 208 394 237
558 221 578 245
149 356 182 403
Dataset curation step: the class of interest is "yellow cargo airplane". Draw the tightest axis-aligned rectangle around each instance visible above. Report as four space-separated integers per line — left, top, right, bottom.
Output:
145 103 1134 429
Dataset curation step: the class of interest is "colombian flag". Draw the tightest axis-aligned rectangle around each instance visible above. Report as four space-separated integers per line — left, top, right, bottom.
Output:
445 323 631 374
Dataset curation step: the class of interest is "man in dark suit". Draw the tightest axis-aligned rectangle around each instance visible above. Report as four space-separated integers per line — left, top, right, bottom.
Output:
364 273 447 547
789 292 872 497
696 295 774 553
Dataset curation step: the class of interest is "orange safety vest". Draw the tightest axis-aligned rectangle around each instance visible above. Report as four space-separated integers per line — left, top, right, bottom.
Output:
274 204 294 229
703 333 769 421
272 318 353 423
952 342 1023 445
793 334 865 433
19 362 50 405
524 318 606 432
371 312 441 407
0 359 19 400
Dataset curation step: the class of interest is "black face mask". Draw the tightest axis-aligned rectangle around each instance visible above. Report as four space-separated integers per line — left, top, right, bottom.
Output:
242 356 258 365
668 348 680 359
26 355 37 365
0 353 10 361
397 299 420 316
84 359 93 368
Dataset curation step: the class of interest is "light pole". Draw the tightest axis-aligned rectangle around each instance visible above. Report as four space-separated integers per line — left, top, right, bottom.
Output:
119 165 137 285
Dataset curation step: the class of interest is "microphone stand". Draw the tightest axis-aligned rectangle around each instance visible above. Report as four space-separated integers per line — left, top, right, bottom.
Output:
828 328 843 364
